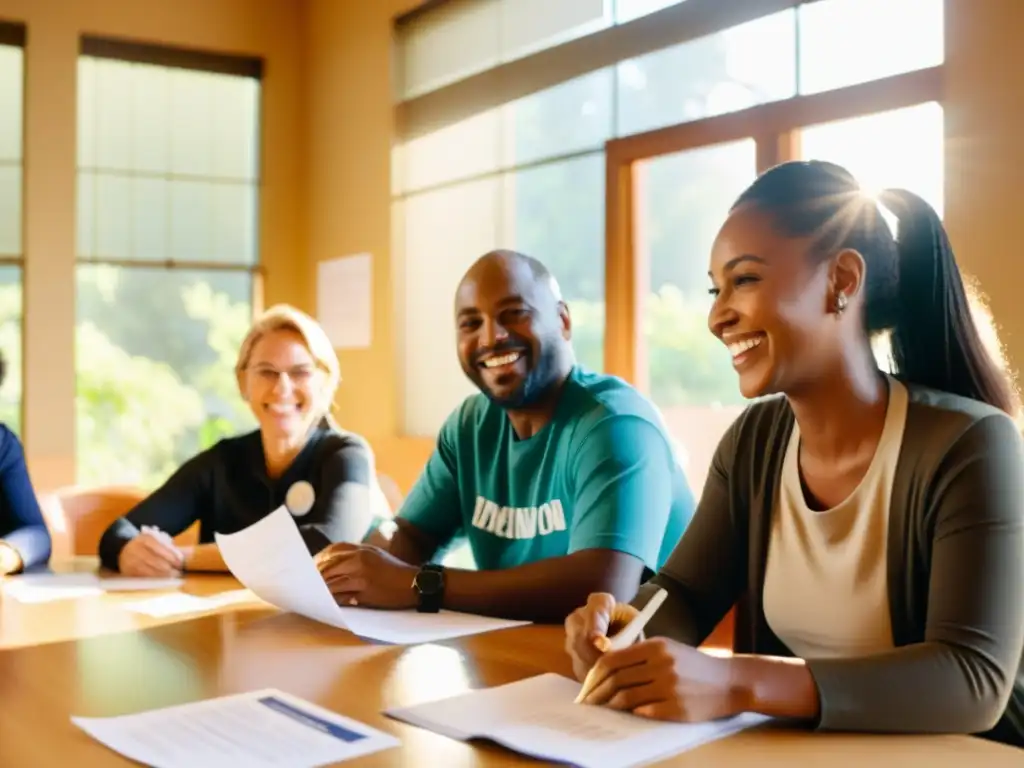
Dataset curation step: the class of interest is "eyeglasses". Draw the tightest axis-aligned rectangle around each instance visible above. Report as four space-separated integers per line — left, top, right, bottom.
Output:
248 365 317 384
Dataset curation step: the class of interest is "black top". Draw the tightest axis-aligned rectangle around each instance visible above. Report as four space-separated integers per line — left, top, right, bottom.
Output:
98 426 376 571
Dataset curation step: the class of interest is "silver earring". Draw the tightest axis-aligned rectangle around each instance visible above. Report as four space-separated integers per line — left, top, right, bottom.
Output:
835 292 848 314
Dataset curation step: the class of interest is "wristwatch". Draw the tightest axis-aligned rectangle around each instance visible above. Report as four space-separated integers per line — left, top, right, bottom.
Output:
413 563 445 613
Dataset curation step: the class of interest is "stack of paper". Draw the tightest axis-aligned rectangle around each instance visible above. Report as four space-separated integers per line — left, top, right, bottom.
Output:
73 689 399 768
2 573 184 604
387 673 771 768
214 506 530 644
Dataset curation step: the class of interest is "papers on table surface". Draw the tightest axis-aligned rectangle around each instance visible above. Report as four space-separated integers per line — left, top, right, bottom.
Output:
387 673 771 768
123 589 257 618
72 688 399 768
215 505 529 644
1 573 184 604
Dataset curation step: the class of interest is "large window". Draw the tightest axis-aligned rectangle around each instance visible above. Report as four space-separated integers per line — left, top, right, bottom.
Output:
395 0 944 439
0 31 23 436
395 71 612 436
76 41 262 487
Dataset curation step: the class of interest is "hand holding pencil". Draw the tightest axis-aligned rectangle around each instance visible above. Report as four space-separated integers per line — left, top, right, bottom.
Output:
563 590 666 687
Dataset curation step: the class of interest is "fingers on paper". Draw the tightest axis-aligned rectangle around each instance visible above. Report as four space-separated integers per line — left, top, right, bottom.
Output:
314 542 359 571
318 550 365 582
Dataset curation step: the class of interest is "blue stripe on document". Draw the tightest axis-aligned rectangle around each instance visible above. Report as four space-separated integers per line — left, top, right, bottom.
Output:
259 696 367 742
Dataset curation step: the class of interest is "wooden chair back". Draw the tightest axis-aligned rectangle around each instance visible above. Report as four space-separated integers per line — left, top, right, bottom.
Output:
39 486 198 557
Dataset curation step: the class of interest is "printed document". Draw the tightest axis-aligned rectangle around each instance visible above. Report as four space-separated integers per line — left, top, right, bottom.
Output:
214 505 529 644
387 673 770 768
72 688 399 768
2 573 184 604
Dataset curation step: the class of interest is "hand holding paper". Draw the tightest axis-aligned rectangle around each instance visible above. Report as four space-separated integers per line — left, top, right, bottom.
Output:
214 505 528 644
315 542 420 610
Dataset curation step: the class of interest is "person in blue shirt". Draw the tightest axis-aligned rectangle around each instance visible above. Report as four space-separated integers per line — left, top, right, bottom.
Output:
0 353 52 575
316 250 695 622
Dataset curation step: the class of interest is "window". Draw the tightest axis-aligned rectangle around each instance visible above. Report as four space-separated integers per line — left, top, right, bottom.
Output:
798 102 945 217
396 0 610 100
798 0 944 95
400 178 500 437
397 0 946 447
501 154 605 372
0 35 23 436
614 0 686 24
634 140 756 492
397 71 611 437
76 42 262 487
616 10 796 137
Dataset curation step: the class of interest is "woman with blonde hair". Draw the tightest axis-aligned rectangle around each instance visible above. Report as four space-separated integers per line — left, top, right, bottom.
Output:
99 304 383 576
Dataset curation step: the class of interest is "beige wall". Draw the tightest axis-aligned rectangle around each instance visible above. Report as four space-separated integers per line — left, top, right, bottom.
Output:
305 0 434 493
0 0 305 490
943 0 1024 365
5 0 1024 495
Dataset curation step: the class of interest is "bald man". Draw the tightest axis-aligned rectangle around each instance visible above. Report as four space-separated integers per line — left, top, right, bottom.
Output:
316 251 694 622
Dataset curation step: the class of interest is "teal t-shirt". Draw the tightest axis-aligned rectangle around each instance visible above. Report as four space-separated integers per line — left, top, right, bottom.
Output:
397 367 694 572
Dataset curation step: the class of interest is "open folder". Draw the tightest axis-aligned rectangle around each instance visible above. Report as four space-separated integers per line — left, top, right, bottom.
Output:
214 506 529 644
387 673 771 768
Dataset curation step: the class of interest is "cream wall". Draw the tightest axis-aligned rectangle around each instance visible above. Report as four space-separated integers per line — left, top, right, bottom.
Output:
305 0 434 493
0 0 305 490
943 0 1024 364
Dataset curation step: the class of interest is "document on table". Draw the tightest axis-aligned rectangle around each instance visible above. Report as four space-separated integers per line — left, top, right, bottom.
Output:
387 673 771 768
123 589 257 618
72 688 399 768
1 573 184 604
214 505 529 644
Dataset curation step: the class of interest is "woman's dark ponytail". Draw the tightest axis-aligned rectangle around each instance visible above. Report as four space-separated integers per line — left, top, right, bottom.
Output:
878 188 1019 418
732 160 1019 419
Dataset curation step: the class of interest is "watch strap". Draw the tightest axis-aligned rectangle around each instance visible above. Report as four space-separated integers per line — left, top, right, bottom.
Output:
415 563 445 613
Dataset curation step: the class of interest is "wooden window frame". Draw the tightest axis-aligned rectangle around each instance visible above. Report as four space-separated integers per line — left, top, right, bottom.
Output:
603 65 944 383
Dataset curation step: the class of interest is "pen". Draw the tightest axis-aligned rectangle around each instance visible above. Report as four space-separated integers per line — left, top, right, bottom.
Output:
574 587 668 704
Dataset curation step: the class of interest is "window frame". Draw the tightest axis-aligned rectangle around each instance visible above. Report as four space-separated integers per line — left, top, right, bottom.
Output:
603 66 944 384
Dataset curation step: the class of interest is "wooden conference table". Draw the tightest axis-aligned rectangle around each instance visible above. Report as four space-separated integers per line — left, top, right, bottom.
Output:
2 560 1023 767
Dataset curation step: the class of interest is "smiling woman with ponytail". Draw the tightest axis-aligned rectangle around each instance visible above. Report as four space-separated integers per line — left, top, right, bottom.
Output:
564 160 1024 747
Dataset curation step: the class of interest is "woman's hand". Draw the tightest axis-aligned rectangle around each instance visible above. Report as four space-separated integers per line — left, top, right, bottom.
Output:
564 593 641 681
578 636 749 722
118 528 184 577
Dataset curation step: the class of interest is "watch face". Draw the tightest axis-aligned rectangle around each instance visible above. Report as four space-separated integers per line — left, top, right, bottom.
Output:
416 570 443 593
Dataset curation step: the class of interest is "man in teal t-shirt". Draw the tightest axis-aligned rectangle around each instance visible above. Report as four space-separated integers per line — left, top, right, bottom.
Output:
316 250 695 622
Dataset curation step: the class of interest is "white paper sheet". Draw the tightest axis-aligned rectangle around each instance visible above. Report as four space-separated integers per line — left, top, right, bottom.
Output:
1 573 184 604
123 590 257 618
72 688 399 768
214 505 529 644
387 673 771 768
316 253 373 349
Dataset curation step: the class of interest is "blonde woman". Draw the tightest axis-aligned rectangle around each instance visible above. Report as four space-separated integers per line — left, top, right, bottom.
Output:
99 305 382 576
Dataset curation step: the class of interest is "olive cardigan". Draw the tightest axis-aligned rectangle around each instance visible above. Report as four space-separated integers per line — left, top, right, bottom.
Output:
634 384 1024 746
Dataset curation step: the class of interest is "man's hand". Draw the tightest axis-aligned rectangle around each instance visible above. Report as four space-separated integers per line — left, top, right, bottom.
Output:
315 542 419 610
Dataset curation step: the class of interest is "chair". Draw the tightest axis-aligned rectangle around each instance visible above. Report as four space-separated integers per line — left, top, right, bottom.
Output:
39 485 199 558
